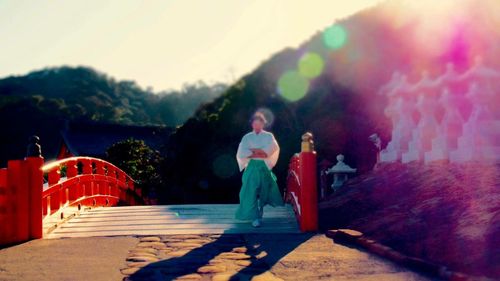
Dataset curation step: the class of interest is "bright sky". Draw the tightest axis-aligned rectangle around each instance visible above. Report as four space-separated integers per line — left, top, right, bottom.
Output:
0 0 381 91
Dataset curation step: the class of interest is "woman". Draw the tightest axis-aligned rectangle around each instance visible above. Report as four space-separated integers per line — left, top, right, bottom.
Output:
235 112 284 227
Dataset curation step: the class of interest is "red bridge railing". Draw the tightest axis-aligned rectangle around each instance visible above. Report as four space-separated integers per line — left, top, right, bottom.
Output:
285 132 318 232
42 157 141 219
0 142 140 246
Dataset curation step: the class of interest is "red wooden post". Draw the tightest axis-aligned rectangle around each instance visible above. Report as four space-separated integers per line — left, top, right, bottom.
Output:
66 160 78 178
66 159 79 201
70 183 77 202
118 171 126 183
78 181 84 199
95 161 105 196
25 157 44 239
95 161 105 175
48 168 61 214
0 168 12 244
49 189 60 214
48 168 61 185
82 159 92 175
299 151 318 232
42 196 48 218
115 183 120 198
297 132 318 232
101 181 108 196
63 187 69 206
8 160 29 242
83 181 91 197
107 165 115 179
81 159 93 197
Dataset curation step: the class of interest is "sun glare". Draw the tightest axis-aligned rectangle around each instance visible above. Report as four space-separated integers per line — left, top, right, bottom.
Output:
322 24 348 50
277 70 309 102
298 52 325 79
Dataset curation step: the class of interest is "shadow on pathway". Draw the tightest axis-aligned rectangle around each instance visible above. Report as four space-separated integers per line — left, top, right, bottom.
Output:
126 232 314 281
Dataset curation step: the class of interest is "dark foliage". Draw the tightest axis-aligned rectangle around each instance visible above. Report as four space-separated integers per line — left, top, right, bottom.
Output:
0 66 226 165
160 47 380 204
106 138 163 198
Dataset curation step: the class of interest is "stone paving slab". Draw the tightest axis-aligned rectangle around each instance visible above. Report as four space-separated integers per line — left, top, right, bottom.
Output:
0 236 137 281
0 234 436 281
121 234 436 281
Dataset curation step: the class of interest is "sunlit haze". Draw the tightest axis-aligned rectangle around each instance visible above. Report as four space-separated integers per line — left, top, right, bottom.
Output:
0 0 381 91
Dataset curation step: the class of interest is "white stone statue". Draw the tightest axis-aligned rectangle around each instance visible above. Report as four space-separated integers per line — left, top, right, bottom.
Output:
425 88 464 163
378 60 499 164
402 93 439 163
380 96 415 162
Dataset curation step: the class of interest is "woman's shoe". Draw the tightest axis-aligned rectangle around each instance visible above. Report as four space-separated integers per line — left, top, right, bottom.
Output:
252 219 261 227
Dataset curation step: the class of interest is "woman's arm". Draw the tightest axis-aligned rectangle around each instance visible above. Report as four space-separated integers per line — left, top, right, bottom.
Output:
262 133 280 169
236 135 252 171
249 148 267 158
262 134 279 157
237 137 252 159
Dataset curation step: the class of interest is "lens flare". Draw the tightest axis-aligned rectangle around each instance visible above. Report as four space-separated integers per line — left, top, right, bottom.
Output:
277 70 309 102
298 52 324 79
212 153 237 179
323 24 347 50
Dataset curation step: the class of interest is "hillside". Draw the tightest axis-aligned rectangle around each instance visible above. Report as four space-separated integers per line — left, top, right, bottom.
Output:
0 66 226 164
160 53 378 203
319 162 500 279
160 0 500 202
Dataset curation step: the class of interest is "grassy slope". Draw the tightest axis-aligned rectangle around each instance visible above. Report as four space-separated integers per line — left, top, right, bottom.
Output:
319 162 500 278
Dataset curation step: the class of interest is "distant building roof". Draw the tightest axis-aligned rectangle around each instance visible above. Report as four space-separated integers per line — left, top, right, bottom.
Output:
60 121 173 158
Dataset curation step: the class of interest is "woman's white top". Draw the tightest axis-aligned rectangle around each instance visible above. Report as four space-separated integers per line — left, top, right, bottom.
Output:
236 130 280 171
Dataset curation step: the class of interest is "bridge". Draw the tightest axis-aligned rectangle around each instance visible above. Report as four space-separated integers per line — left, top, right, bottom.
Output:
0 134 432 281
45 204 299 238
1 135 317 243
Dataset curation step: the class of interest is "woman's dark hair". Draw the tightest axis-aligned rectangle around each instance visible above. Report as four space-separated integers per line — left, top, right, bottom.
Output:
250 112 268 124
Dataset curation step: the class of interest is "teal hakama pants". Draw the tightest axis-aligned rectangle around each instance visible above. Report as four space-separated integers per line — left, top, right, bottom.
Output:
235 159 284 221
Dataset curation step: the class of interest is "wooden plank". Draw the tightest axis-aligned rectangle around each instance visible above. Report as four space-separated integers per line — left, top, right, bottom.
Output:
60 218 297 227
74 214 294 221
75 212 293 219
44 204 300 238
49 227 299 237
56 217 298 230
46 227 300 239
87 204 294 210
52 222 298 230
84 204 294 213
82 209 291 217
87 204 245 209
80 207 293 216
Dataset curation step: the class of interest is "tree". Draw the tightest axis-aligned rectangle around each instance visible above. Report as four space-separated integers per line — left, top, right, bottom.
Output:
106 138 163 199
0 66 227 165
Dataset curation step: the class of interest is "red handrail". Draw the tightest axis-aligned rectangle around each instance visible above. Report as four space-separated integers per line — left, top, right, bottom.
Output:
287 154 302 216
0 156 140 246
41 157 140 219
285 133 318 232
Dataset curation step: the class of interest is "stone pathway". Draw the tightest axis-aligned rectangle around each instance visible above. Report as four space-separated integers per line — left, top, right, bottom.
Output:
121 234 279 281
0 236 137 281
0 233 434 281
121 234 434 281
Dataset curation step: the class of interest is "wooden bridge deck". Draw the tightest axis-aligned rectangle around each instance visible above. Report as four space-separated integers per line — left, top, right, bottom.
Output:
44 204 300 239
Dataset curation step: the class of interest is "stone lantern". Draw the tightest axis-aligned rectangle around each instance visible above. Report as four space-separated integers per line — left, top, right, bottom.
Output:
325 154 356 190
